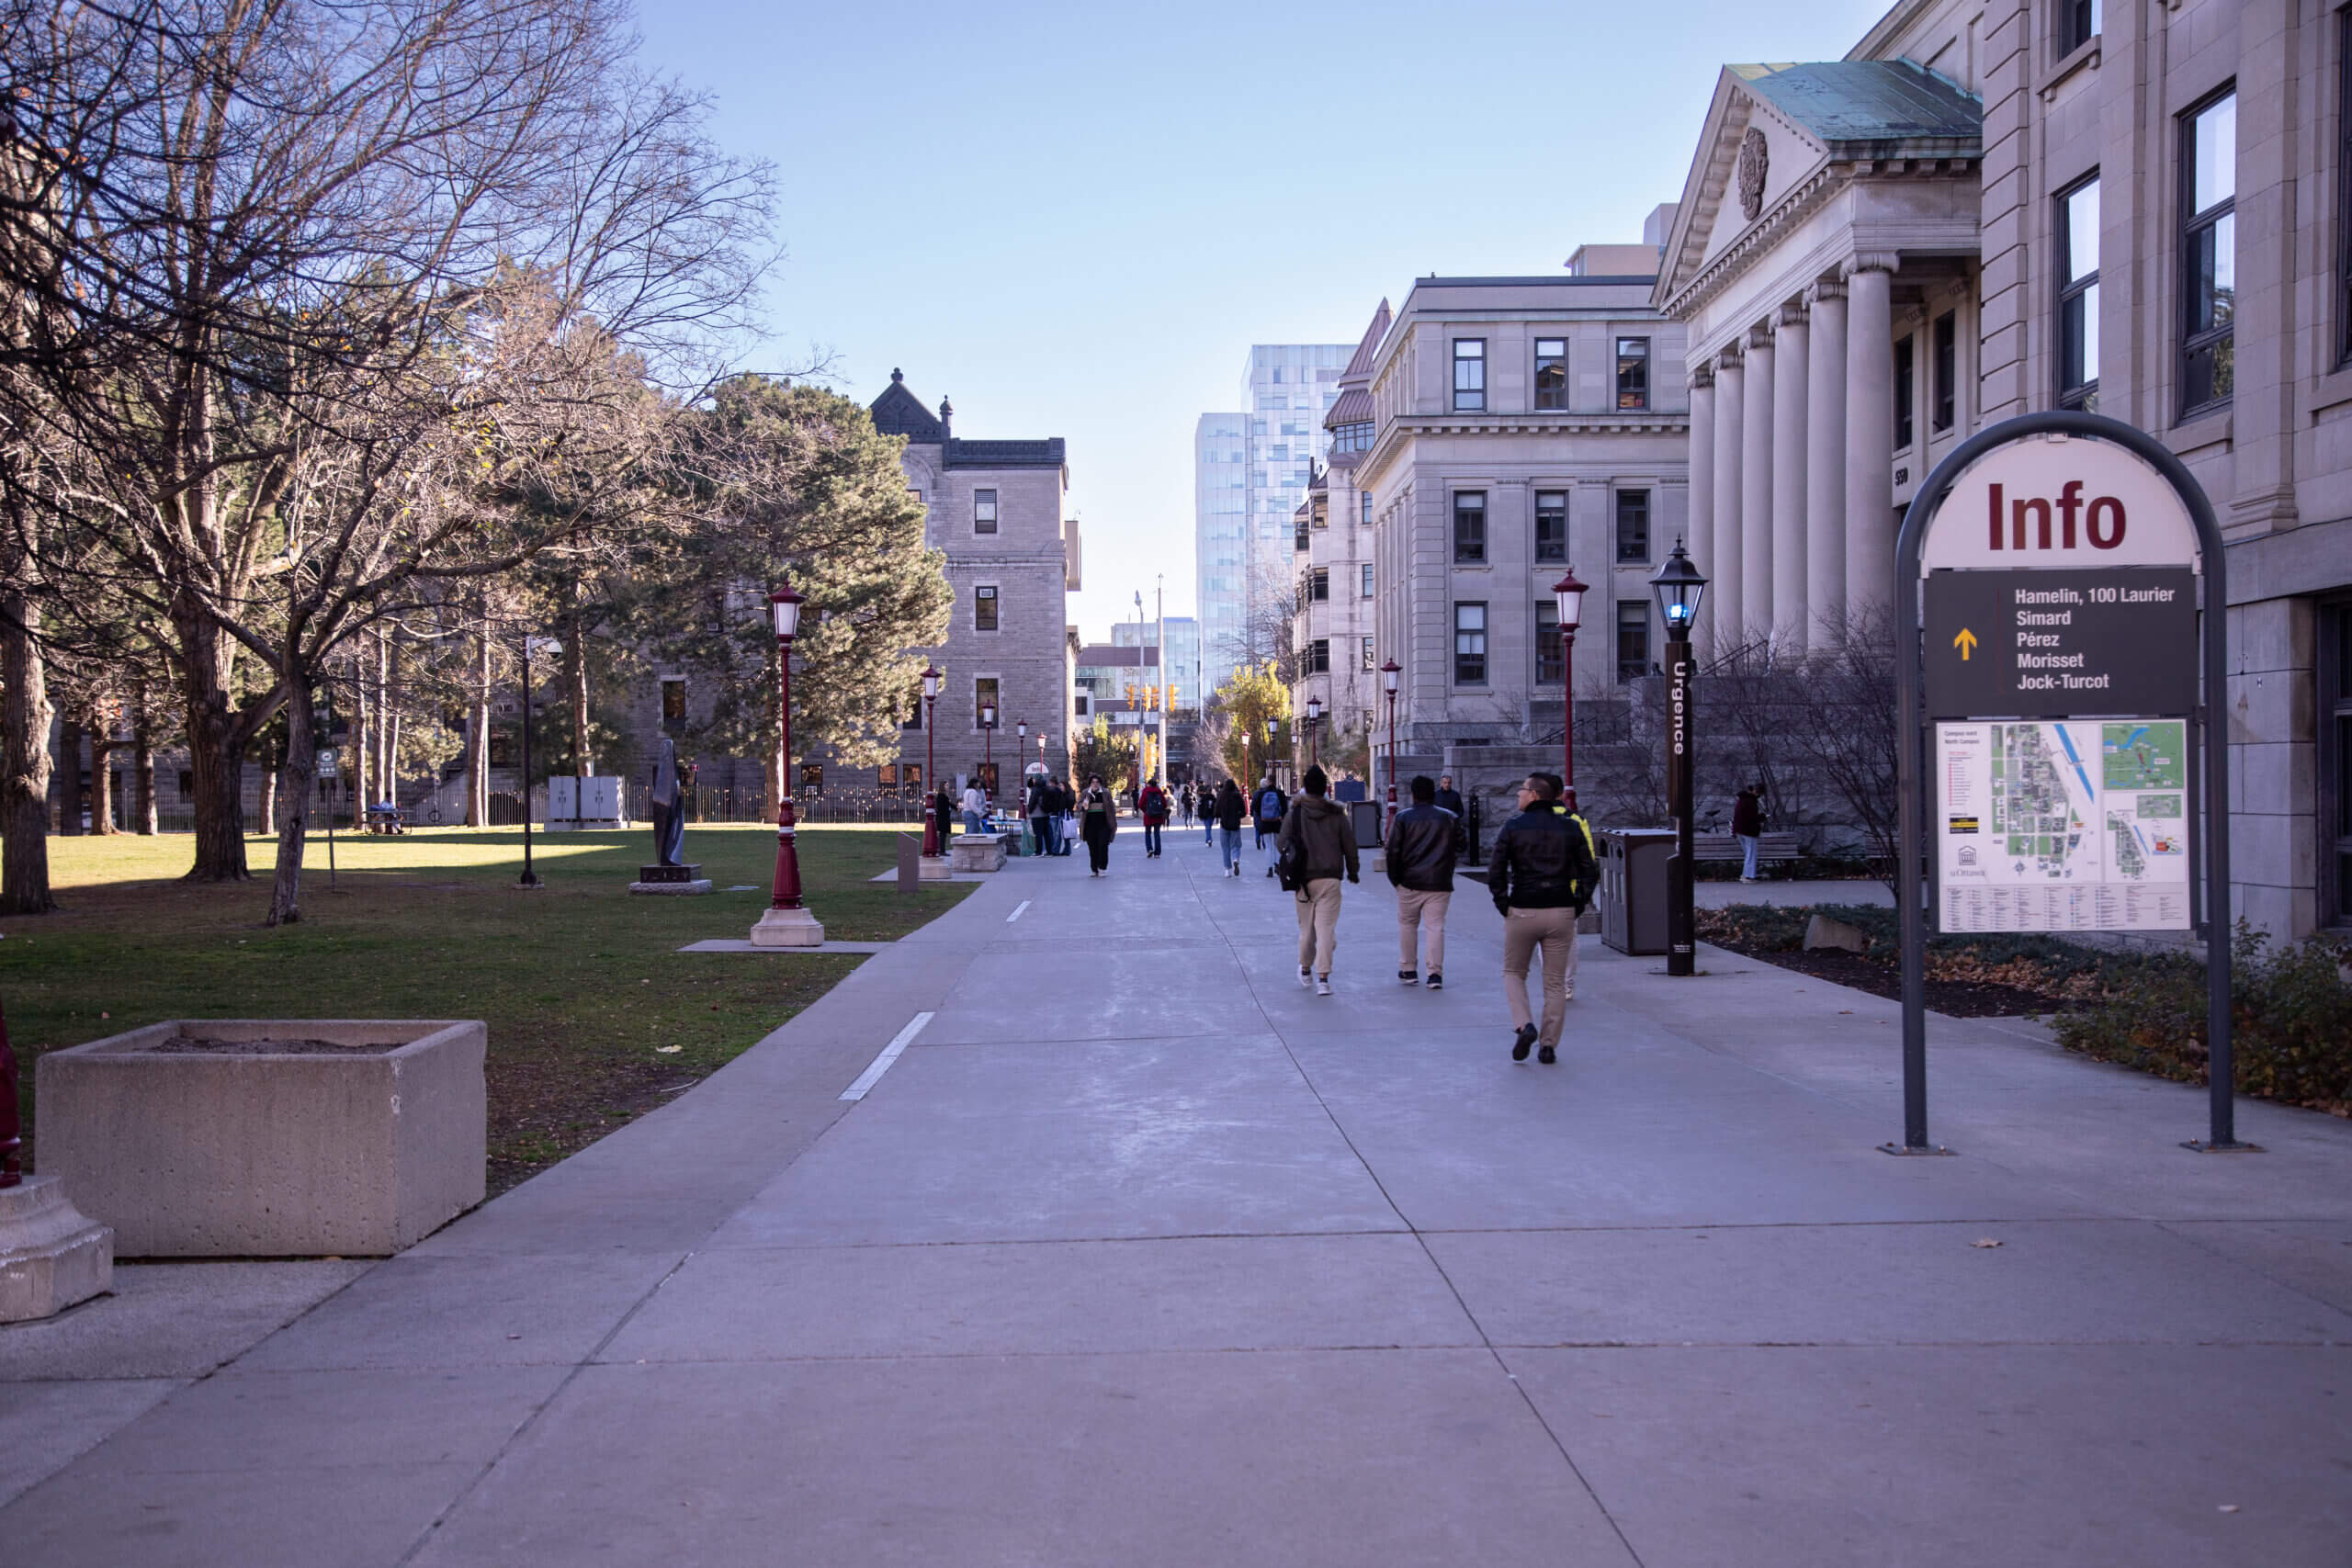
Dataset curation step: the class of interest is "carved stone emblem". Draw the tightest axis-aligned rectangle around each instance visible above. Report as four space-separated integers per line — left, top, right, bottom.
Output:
1737 127 1769 222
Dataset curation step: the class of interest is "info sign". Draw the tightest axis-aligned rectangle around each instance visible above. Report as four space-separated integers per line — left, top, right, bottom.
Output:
1891 412 2242 1153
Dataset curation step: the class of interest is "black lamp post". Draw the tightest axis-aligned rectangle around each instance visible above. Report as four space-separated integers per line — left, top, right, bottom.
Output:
980 701 996 807
920 664 942 855
750 581 823 946
1265 716 1281 788
1304 694 1323 771
1552 568 1589 807
517 632 543 889
1649 539 1708 976
1380 659 1400 834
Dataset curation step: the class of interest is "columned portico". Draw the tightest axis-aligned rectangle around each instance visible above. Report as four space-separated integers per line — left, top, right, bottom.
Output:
1842 256 1896 616
1710 347 1744 649
1803 279 1847 649
1739 323 1774 643
1770 300 1807 647
1687 368 1716 656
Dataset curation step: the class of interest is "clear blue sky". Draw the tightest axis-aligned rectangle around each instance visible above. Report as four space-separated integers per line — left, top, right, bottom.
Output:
632 1 1894 640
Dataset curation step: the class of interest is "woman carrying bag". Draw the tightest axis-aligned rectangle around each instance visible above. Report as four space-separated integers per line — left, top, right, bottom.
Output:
1079 773 1117 876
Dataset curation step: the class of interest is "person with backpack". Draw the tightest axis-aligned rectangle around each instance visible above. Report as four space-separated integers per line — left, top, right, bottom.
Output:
1385 774 1464 989
1139 777 1169 858
1214 778 1246 875
1487 773 1599 1064
1254 774 1287 878
1025 774 1052 859
1278 765 1359 995
1079 773 1116 875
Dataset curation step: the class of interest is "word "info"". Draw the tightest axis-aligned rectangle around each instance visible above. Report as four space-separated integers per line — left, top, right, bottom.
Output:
1987 481 2125 551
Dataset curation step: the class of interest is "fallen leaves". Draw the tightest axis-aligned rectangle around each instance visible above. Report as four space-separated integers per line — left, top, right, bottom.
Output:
1972 1238 2004 1248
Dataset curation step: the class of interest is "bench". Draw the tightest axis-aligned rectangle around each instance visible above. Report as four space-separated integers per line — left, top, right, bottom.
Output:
1692 831 1800 866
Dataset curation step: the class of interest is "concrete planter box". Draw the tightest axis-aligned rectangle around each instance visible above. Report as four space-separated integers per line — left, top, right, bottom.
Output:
950 833 1009 872
37 1020 486 1258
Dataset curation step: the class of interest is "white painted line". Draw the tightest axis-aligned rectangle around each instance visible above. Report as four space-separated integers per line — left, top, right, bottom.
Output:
1006 899 1032 922
839 1012 934 1102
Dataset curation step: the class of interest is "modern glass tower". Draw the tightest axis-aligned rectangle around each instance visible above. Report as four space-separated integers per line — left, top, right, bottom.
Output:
1196 343 1351 696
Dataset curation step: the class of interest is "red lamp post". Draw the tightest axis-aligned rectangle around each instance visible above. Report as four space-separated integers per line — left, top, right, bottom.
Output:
980 701 996 807
1552 569 1589 805
1380 659 1401 834
920 665 943 855
750 581 824 947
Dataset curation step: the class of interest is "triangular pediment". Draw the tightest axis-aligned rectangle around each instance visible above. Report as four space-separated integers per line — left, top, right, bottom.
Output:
1655 68 1830 308
869 371 944 443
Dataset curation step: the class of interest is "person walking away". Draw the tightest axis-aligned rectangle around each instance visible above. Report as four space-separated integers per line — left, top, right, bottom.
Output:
933 785 956 850
1080 774 1116 876
1026 774 1051 859
1279 766 1358 994
1733 784 1765 883
1488 773 1598 1064
1047 780 1072 856
961 781 987 837
1178 782 1194 829
1255 774 1288 877
1204 776 1217 843
1215 778 1246 875
1139 777 1169 858
1385 774 1464 989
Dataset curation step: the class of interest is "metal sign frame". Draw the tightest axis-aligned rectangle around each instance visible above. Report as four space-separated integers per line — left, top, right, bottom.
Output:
1894 410 2246 1155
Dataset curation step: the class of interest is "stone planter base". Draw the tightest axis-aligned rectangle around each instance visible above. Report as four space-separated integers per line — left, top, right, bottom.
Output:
38 1020 486 1258
950 834 1009 872
629 879 714 895
0 1176 113 1323
918 854 956 881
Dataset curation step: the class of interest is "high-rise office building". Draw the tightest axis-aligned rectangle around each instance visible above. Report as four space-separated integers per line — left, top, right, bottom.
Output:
1111 615 1202 711
1196 343 1351 696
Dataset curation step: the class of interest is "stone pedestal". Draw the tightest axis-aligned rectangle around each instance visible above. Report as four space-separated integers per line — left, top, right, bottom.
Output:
949 834 1008 873
630 863 714 896
918 854 955 882
748 905 825 948
0 1175 114 1323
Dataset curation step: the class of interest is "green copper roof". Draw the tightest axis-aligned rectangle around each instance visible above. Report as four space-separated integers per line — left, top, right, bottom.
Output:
1731 61 1981 153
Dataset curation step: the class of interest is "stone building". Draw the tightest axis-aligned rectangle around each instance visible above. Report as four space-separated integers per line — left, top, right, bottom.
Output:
1358 232 1691 776
1288 302 1391 773
861 371 1080 801
1657 0 2352 935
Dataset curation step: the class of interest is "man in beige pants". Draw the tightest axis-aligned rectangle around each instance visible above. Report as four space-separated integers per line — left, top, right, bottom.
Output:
1486 774 1599 1064
1384 773 1464 989
1278 765 1359 996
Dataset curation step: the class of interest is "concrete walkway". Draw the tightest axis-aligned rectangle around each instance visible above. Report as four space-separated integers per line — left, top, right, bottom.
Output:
4 829 2347 1565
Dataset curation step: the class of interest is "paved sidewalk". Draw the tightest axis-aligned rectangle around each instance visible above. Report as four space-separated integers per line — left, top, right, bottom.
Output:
4 831 2347 1564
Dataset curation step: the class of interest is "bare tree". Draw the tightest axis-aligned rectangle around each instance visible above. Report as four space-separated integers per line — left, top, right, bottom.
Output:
0 0 775 917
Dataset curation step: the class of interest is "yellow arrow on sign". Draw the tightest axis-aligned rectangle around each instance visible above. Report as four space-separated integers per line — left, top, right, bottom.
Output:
1954 627 1979 661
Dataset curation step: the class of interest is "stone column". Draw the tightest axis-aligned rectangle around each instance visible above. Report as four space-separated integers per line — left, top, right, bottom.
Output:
1770 300 1809 649
1843 257 1897 617
1804 279 1849 650
1686 367 1715 656
1740 323 1774 646
1711 346 1745 649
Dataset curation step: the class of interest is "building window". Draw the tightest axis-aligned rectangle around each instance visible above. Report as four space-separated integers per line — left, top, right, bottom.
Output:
1361 562 1375 597
1361 491 1373 525
489 731 512 767
878 762 899 788
661 678 687 723
2058 0 2100 55
1534 491 1567 562
1072 692 1090 718
973 677 998 728
1616 601 1651 682
1453 491 1487 563
1330 420 1373 452
2058 173 2101 409
974 584 1000 632
2180 89 2236 416
974 488 999 534
1309 567 1329 602
1453 339 1486 412
1616 489 1651 562
1932 311 1958 432
1534 338 1568 410
901 683 923 730
1894 334 1916 449
1615 337 1650 411
1453 603 1487 685
1306 638 1330 675
798 762 823 795
1536 603 1564 685
2326 600 2352 926
1362 636 1376 671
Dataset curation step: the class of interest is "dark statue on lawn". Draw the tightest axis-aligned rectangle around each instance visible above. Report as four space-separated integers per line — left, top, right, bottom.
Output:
650 738 687 868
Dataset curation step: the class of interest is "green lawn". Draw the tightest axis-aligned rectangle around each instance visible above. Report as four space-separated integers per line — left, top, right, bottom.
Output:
1 824 973 1190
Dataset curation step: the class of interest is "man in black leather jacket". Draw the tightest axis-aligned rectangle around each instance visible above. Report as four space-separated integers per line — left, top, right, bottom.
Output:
1385 774 1464 989
1487 773 1599 1064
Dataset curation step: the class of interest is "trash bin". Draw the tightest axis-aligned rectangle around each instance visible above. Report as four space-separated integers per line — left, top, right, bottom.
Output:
1349 799 1384 850
1599 828 1678 956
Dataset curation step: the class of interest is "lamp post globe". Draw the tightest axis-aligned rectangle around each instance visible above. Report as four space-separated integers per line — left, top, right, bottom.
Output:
920 665 943 856
1551 569 1589 798
1379 659 1401 833
751 580 822 946
1646 539 1708 976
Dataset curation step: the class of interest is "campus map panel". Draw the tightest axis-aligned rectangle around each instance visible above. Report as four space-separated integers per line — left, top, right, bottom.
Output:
1934 720 2191 932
